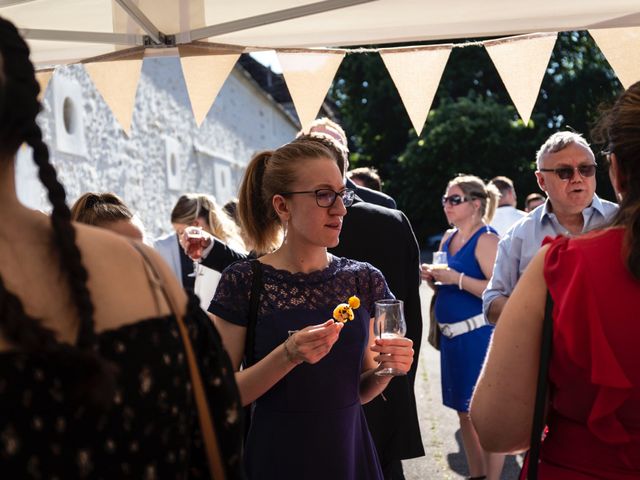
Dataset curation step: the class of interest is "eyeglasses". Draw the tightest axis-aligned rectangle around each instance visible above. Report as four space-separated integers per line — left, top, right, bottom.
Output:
538 164 597 180
280 188 355 208
441 194 472 207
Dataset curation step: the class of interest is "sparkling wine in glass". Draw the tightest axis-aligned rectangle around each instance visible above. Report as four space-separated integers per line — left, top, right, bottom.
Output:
431 251 448 285
184 226 205 278
374 299 407 376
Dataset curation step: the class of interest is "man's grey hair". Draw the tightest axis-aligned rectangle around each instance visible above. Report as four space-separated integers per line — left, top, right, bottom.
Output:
535 131 592 168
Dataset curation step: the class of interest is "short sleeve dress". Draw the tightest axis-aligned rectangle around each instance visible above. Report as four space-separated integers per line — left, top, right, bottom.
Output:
538 229 640 478
0 294 245 479
208 256 392 480
434 226 496 412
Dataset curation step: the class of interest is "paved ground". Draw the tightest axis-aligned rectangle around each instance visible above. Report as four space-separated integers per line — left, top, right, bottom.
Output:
400 285 523 479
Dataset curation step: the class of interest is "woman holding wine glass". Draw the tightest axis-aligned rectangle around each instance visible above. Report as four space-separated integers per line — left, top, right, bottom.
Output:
421 174 502 480
169 193 246 309
208 136 414 479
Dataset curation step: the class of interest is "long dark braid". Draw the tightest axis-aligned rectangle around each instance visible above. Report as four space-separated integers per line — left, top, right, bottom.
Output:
0 17 115 407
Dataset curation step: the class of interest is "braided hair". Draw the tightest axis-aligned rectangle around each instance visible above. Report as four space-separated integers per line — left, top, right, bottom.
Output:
0 17 115 408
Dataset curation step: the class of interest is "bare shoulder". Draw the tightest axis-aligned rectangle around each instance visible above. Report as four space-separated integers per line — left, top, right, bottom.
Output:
477 230 500 247
74 224 187 332
439 228 456 249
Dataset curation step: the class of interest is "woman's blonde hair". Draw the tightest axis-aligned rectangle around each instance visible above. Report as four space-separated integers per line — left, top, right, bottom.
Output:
171 193 243 248
447 174 500 224
238 136 344 255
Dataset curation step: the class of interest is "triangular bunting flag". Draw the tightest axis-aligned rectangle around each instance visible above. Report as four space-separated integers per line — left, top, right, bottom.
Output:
380 47 451 135
35 69 54 101
590 27 640 89
277 51 344 132
485 33 557 124
178 47 239 127
84 53 144 135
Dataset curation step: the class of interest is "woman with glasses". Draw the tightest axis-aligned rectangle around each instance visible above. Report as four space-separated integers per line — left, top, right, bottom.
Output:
208 136 414 480
422 174 501 480
472 84 640 478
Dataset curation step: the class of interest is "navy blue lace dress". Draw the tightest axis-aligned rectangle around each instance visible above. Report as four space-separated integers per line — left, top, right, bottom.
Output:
209 256 392 480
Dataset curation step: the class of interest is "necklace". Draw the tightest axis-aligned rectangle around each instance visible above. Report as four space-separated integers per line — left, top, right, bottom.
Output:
458 222 485 245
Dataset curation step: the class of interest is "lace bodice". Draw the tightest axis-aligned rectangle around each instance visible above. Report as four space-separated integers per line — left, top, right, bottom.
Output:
209 256 392 326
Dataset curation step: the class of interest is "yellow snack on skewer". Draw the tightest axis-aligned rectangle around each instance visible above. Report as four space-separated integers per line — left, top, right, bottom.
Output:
333 295 360 323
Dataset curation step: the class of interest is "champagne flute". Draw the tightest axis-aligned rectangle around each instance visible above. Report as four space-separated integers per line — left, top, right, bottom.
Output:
431 251 448 285
373 299 407 376
183 226 205 278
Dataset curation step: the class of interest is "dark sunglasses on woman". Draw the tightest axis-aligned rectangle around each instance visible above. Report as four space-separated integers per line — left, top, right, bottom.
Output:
538 163 597 181
441 194 472 207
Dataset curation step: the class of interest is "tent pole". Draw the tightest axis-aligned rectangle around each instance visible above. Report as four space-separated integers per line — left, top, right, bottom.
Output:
114 0 165 45
183 0 378 43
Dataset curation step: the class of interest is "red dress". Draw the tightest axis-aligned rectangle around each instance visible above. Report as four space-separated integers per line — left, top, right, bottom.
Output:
539 228 640 478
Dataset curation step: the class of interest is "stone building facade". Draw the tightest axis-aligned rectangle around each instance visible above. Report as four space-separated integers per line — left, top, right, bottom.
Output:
16 55 299 239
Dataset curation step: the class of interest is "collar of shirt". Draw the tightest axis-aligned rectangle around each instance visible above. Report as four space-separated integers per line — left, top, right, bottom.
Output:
539 194 608 235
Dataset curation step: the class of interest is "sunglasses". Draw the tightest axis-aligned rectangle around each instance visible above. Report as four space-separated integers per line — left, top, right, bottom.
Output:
280 188 355 208
441 194 472 207
538 164 597 180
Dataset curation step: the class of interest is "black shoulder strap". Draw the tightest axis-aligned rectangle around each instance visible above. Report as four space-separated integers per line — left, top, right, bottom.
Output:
244 260 263 368
527 290 554 479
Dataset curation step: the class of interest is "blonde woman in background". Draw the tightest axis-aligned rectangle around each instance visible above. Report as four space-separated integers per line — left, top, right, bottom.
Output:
421 175 502 480
170 193 246 310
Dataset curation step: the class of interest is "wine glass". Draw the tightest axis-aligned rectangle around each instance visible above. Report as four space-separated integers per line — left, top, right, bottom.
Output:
184 226 205 278
431 251 448 285
374 299 407 376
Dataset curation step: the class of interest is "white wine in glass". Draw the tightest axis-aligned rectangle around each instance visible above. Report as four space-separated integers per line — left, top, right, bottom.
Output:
374 299 407 376
431 251 448 284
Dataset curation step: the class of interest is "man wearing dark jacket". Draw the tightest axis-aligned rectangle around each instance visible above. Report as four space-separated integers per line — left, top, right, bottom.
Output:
329 196 424 479
307 119 424 479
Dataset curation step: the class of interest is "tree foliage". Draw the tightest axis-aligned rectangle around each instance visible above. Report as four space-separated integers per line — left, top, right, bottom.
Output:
330 31 622 244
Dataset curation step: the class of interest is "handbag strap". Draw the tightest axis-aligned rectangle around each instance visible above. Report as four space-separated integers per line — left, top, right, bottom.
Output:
244 259 263 368
527 290 554 479
131 243 227 480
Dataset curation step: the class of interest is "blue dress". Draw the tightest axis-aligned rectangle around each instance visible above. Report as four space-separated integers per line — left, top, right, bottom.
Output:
209 256 392 480
434 226 496 412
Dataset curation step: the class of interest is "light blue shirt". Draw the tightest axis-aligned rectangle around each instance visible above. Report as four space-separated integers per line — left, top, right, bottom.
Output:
482 194 618 320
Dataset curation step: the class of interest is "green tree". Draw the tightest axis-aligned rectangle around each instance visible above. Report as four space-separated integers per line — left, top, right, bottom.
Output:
393 95 539 242
331 31 622 241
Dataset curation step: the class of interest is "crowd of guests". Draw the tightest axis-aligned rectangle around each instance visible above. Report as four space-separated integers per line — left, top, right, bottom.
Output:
1 14 640 480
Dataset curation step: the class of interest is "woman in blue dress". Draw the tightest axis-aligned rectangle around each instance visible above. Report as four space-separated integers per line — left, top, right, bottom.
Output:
423 175 502 480
209 137 415 480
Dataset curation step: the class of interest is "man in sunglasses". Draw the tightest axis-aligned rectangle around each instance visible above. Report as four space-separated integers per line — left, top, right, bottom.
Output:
483 131 618 325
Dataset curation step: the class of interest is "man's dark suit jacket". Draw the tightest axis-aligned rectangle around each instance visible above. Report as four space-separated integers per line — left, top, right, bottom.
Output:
347 178 397 209
329 199 425 467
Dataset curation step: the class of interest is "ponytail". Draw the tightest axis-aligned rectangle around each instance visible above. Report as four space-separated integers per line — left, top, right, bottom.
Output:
238 151 281 255
483 182 501 224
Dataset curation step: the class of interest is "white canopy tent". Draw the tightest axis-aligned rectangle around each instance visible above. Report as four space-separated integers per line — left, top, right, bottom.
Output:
2 0 638 67
2 0 640 135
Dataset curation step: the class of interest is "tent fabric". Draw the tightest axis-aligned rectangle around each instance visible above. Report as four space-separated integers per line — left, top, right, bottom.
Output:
3 0 640 68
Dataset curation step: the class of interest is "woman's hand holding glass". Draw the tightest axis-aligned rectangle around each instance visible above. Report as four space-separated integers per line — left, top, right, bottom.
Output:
427 265 462 286
180 226 213 260
371 299 414 376
286 320 343 365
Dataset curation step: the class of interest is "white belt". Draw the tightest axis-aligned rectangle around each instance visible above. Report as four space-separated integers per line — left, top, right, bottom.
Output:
439 314 488 339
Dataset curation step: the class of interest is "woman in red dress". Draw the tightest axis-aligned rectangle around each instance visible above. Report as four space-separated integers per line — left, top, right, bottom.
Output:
470 82 640 478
